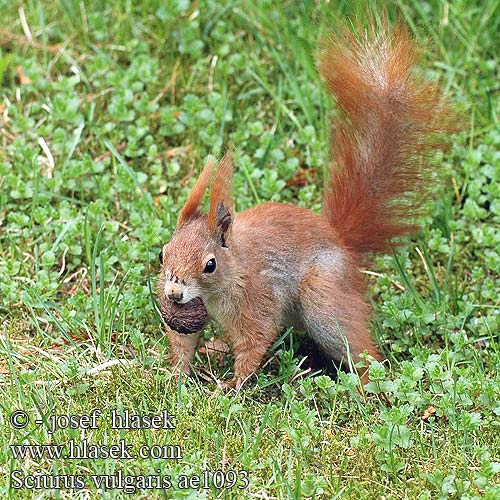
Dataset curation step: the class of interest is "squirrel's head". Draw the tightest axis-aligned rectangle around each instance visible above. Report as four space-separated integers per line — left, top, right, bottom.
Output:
158 154 234 305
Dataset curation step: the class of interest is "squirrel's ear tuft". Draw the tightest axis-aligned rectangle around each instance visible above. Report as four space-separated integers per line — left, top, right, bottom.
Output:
208 153 233 237
177 159 215 228
215 202 232 247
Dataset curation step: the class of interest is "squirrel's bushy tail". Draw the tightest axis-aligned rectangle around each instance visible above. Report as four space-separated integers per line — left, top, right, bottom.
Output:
320 23 452 260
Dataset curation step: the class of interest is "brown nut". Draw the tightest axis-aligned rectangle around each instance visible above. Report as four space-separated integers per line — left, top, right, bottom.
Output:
160 297 208 335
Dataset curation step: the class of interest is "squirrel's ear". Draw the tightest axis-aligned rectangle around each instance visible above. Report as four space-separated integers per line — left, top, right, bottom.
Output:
214 201 232 247
208 154 233 244
177 159 215 228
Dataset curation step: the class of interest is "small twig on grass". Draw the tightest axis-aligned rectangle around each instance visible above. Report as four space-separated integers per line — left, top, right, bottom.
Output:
360 269 405 291
18 7 33 43
152 60 181 104
85 358 136 376
0 29 69 54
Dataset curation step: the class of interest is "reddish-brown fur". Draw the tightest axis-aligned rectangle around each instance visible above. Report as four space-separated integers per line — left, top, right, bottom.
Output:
321 24 451 260
157 22 452 388
177 159 214 228
208 154 233 233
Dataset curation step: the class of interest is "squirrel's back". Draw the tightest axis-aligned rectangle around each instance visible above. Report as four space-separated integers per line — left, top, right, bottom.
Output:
233 202 348 278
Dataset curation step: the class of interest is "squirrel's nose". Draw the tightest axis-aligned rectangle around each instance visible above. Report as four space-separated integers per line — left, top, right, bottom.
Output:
166 283 183 303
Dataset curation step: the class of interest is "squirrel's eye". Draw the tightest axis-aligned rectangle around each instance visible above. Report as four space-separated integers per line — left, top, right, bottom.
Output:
159 250 163 265
203 258 216 274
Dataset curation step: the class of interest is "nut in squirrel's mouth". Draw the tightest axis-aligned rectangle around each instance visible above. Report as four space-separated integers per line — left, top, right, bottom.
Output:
160 296 209 335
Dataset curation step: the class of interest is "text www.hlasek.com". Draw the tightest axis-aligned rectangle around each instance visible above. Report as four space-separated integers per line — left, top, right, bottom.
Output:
10 439 181 460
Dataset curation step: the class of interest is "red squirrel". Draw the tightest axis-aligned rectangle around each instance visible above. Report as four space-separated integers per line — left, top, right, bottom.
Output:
158 22 451 388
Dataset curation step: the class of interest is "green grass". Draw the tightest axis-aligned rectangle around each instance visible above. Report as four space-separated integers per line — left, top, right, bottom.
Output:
1 0 499 498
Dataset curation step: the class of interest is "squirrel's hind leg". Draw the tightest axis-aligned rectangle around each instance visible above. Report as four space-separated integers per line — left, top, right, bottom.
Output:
297 269 381 375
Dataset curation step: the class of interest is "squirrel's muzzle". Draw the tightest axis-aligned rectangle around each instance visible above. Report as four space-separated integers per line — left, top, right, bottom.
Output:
165 282 184 303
